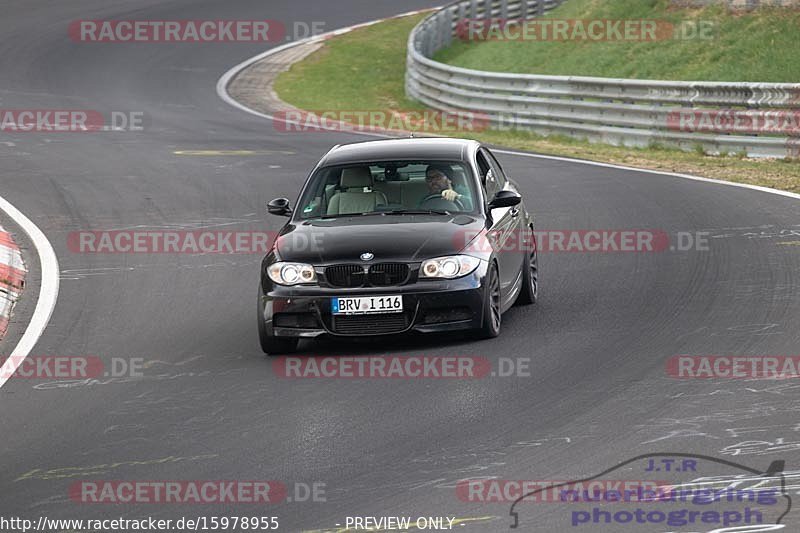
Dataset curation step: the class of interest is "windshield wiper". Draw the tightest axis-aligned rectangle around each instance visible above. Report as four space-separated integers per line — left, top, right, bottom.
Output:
384 209 452 216
309 212 380 220
310 209 451 220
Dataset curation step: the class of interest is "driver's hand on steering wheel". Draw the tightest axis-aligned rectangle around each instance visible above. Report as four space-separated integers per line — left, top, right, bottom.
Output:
441 189 460 202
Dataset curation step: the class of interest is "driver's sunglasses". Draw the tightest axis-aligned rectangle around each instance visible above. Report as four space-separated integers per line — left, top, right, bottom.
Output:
425 171 447 181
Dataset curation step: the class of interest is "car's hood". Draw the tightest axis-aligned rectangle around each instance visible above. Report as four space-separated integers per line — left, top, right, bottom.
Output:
274 215 486 264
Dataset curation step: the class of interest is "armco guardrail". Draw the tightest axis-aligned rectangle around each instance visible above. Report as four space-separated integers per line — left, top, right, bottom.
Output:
406 0 800 158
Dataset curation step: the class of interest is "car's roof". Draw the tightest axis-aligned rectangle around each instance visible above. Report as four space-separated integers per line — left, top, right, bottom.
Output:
319 137 480 167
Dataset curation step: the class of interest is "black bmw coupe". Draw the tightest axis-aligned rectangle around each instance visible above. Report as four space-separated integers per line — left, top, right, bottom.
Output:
258 138 538 354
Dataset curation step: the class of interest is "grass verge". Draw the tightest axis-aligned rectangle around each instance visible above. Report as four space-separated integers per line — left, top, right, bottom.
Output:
273 12 800 193
435 0 800 82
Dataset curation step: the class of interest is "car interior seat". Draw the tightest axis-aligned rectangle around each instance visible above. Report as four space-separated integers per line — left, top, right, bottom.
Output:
327 166 387 215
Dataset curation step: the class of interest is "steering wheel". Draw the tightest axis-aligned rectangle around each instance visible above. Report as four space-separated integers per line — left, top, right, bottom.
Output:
420 193 465 211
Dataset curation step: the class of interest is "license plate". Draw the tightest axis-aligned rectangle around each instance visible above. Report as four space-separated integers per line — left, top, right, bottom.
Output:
331 295 403 315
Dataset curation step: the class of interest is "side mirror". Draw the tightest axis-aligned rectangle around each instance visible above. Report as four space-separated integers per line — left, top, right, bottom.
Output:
488 190 522 209
267 198 292 217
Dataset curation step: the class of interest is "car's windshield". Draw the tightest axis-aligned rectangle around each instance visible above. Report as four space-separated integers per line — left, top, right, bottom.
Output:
296 160 479 219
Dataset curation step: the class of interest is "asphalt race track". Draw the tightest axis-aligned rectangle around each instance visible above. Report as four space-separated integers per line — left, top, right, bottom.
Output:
1 1 800 531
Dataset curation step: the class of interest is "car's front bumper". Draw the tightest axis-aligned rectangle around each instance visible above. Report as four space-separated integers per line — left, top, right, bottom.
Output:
258 264 488 339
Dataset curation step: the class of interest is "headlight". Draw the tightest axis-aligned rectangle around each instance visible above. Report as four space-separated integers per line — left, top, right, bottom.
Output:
420 255 481 279
267 262 317 285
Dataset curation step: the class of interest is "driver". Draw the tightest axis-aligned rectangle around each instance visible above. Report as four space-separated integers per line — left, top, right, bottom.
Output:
424 164 462 203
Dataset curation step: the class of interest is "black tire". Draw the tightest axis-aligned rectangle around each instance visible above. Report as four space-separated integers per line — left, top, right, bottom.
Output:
515 231 538 305
258 298 299 355
476 263 502 339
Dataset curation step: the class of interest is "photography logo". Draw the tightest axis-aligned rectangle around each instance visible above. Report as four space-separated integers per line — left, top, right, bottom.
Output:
508 453 791 531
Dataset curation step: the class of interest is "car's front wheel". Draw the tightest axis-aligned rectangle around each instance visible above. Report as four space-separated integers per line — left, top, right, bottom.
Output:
476 263 501 339
516 231 538 305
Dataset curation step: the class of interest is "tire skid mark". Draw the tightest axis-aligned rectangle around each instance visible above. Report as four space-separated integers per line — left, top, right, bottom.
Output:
14 454 219 482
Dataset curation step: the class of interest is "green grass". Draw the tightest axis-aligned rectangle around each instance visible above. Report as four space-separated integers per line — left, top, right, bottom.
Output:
273 11 800 193
274 14 427 112
435 0 800 82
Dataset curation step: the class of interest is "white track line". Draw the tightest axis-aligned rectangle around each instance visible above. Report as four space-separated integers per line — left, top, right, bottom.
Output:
216 8 437 136
217 10 800 203
493 149 800 200
0 195 60 389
